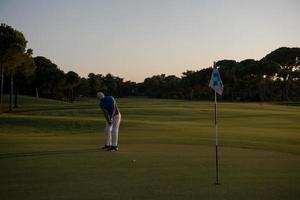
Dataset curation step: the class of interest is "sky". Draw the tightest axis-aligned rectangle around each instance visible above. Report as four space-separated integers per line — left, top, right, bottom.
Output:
1 0 299 82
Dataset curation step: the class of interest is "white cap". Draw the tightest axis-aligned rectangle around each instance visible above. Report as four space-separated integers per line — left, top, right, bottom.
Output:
96 92 105 100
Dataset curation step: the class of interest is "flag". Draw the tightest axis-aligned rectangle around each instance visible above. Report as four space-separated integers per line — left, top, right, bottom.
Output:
209 67 224 95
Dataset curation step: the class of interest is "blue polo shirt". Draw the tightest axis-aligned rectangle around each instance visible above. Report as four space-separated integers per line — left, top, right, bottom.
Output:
100 96 120 116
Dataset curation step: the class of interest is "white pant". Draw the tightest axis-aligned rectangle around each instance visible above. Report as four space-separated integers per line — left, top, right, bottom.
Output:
105 114 121 146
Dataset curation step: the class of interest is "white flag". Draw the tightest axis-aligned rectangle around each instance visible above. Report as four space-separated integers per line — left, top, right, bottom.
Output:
209 67 224 95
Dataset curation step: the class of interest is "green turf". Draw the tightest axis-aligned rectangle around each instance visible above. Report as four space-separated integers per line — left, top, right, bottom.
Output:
0 96 299 200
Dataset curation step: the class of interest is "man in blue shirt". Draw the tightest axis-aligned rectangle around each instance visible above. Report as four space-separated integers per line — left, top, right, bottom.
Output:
97 92 121 151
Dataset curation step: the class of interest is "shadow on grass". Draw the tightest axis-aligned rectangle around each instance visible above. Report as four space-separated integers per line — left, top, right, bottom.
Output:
11 104 97 114
272 102 300 106
0 148 104 159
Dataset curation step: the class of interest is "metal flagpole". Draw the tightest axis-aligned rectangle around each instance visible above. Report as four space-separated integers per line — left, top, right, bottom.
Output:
214 89 219 185
210 61 222 185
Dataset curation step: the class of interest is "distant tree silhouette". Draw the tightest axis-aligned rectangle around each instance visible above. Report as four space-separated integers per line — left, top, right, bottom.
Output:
0 23 34 112
264 47 300 100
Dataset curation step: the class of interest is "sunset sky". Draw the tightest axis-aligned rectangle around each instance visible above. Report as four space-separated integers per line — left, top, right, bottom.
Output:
1 0 299 82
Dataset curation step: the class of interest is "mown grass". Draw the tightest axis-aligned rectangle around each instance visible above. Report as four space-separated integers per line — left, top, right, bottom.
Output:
0 96 299 200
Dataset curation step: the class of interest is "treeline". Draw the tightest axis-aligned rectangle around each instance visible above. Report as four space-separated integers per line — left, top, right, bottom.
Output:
6 48 300 102
142 50 300 102
8 57 137 100
1 23 300 113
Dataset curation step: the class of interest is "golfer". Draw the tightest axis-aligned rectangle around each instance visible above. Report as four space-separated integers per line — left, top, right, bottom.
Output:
97 92 121 151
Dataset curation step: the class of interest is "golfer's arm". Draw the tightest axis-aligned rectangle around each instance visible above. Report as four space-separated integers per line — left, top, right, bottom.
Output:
111 102 116 119
102 109 111 123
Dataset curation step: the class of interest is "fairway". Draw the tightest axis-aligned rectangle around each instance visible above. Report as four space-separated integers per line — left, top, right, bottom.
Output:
0 96 299 200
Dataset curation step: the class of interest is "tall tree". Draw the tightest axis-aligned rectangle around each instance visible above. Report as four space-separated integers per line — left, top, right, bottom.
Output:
75 78 90 97
257 60 280 101
264 47 300 100
33 56 66 99
0 23 27 112
181 68 212 100
13 49 36 107
65 71 80 102
217 60 238 101
88 73 102 97
119 81 136 97
103 73 123 96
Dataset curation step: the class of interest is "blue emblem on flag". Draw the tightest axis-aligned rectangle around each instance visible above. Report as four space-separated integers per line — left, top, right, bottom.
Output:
209 67 224 95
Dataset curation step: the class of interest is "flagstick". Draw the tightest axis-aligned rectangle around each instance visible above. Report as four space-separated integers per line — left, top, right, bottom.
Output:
215 82 220 185
210 61 222 185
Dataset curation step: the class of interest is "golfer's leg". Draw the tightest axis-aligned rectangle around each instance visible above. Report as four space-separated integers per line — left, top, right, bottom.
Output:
105 122 112 146
112 114 121 147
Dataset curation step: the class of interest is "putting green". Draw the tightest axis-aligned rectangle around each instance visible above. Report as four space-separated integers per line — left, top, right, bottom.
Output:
0 96 299 200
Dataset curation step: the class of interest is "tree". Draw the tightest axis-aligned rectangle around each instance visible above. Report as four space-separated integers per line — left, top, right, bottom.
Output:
13 49 36 107
217 60 238 100
264 47 300 100
181 68 212 100
143 74 166 98
119 81 136 97
0 23 27 112
65 71 80 102
103 73 123 96
237 59 280 101
257 60 280 101
33 56 66 99
88 73 102 97
162 75 182 99
75 78 90 97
